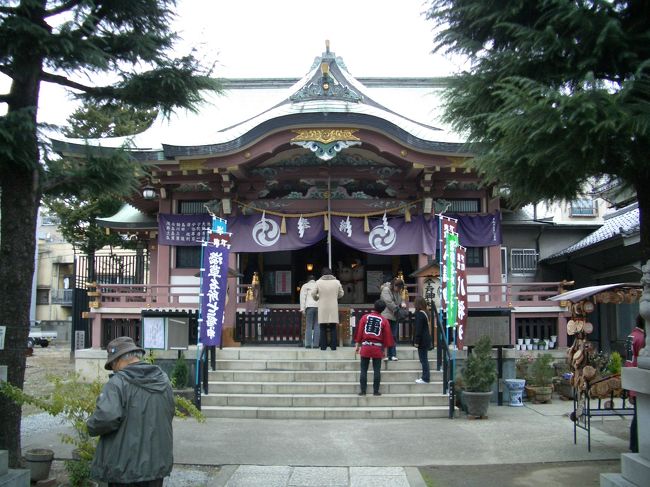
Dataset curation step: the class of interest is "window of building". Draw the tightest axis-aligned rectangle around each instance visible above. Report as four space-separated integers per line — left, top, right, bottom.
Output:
570 199 596 216
178 200 209 215
175 200 209 268
176 246 202 269
447 199 480 213
434 246 484 267
36 288 50 305
510 248 539 274
466 247 484 267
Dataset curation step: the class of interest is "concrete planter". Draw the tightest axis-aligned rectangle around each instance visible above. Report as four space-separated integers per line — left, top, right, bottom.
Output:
24 448 53 481
462 391 492 417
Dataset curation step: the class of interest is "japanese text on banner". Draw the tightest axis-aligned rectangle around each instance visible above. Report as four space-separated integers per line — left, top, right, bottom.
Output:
199 234 231 347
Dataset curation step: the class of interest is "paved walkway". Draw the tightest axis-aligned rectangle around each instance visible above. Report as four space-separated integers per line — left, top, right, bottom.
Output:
22 400 631 486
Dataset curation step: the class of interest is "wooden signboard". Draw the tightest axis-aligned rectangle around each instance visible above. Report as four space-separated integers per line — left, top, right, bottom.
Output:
464 311 511 347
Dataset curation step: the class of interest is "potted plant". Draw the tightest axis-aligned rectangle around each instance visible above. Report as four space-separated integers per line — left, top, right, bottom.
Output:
460 335 497 417
527 353 554 403
23 447 54 482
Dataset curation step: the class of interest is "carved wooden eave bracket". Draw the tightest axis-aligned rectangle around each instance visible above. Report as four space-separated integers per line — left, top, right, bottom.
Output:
290 128 362 161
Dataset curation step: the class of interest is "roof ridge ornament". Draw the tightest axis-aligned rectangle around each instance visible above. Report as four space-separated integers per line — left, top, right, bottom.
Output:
293 41 361 103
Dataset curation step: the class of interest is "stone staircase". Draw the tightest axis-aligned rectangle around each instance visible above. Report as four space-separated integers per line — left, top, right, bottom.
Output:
201 347 450 419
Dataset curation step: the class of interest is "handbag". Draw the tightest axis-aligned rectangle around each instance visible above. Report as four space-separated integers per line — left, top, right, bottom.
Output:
395 307 409 322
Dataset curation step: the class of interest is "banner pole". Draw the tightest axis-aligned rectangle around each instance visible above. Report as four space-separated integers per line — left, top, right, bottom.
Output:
327 174 332 270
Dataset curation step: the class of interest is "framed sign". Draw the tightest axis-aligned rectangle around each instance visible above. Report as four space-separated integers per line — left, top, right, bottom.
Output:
142 317 166 349
274 270 292 295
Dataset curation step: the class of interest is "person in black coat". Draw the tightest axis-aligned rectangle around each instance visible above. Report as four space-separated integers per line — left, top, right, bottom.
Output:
413 296 433 384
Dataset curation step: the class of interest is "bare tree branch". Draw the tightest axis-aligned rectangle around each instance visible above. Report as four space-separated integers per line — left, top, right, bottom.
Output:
40 70 96 93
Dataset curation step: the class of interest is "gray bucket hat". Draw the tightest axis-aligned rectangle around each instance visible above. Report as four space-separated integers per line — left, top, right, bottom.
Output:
104 336 145 370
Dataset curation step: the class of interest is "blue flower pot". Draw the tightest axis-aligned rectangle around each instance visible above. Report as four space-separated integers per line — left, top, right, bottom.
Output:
505 379 526 407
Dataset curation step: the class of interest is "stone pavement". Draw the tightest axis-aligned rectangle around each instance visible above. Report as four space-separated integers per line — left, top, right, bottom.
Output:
22 399 632 486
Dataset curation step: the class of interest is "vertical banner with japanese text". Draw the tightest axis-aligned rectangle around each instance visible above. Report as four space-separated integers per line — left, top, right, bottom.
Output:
198 233 231 347
445 232 459 328
456 246 467 349
439 216 458 316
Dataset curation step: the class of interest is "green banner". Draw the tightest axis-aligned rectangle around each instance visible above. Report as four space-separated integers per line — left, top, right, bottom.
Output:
445 232 459 328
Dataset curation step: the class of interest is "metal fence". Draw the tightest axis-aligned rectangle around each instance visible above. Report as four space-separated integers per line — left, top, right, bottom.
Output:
75 253 148 289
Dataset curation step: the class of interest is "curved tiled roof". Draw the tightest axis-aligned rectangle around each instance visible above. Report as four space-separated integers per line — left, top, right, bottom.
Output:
543 203 639 259
51 48 465 159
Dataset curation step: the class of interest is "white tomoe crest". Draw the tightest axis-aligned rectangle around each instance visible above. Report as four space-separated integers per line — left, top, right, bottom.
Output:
368 212 396 251
252 211 280 247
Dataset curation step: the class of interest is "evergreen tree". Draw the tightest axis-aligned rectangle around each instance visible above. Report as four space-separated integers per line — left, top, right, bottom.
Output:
46 102 157 281
427 0 650 259
0 0 220 466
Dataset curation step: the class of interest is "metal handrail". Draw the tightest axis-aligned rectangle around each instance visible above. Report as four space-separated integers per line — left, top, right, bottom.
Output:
193 345 210 410
436 315 454 419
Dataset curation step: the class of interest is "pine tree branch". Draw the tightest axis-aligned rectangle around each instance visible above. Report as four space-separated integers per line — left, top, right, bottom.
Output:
40 70 100 94
0 94 10 104
44 0 85 17
0 6 18 14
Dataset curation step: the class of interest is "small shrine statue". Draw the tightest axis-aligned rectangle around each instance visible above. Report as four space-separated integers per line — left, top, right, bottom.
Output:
638 260 650 369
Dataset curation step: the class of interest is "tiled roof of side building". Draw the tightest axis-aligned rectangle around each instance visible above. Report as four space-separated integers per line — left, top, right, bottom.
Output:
541 203 639 260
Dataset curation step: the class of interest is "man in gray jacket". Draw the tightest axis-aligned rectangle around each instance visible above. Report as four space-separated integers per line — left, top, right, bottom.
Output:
87 336 175 487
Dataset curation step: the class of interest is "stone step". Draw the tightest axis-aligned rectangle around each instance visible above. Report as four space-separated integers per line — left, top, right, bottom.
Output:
213 359 439 371
213 347 432 361
0 451 6 477
0 469 30 487
201 347 451 420
201 392 450 407
206 381 444 394
207 369 441 383
199 405 452 419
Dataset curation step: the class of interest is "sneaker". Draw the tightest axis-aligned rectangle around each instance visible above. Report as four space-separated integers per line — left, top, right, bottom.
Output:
383 357 389 361
358 391 366 396
389 356 399 361
415 378 428 384
373 392 382 396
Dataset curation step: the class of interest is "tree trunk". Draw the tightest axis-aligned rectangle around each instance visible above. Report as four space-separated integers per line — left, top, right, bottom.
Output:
0 171 40 467
0 1 44 465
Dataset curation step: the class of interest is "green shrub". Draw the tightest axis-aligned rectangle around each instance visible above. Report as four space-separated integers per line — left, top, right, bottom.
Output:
461 336 497 392
64 458 92 487
530 354 554 386
171 353 190 389
607 351 623 375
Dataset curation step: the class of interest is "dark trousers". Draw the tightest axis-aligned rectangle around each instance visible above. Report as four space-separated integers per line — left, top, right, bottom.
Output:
418 347 430 382
360 356 382 394
108 480 163 487
387 320 398 358
630 401 638 452
319 323 337 350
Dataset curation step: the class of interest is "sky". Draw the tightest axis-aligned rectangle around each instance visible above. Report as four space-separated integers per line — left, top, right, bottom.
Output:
3 1 463 126
172 0 459 78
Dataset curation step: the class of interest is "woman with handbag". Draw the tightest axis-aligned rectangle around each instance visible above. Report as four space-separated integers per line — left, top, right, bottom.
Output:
413 296 433 384
380 278 406 361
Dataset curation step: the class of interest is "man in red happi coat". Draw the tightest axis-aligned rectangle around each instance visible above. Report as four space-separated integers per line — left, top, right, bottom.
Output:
354 300 395 396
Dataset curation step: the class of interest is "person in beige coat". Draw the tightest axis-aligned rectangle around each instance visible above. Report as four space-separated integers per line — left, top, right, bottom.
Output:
312 267 344 350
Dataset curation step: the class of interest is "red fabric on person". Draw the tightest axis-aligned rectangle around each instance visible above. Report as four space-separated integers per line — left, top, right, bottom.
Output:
354 311 395 359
